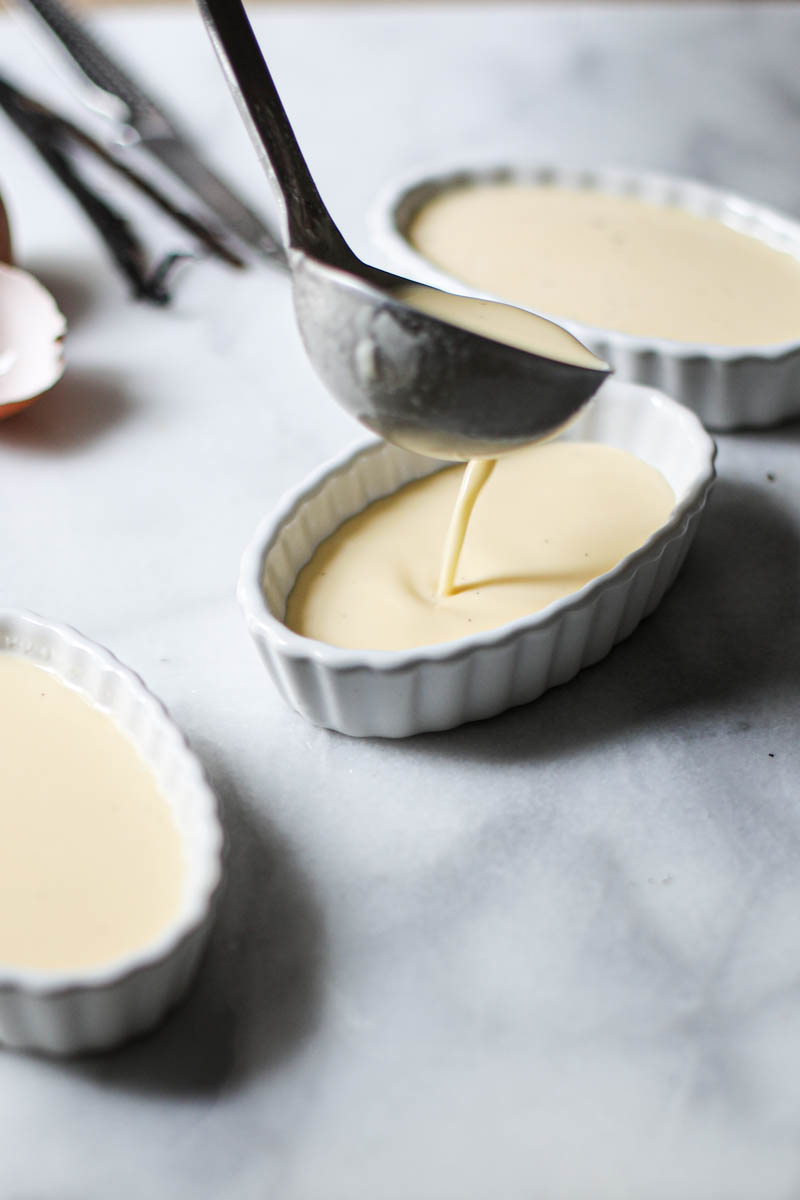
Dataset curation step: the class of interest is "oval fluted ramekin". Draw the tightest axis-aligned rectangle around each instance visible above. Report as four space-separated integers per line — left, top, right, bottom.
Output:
238 380 716 739
370 162 800 431
0 610 223 1056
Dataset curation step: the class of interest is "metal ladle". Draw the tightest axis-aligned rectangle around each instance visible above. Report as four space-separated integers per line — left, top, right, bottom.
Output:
197 0 610 460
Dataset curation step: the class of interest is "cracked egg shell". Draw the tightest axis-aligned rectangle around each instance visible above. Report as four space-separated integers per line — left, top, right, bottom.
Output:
0 263 66 419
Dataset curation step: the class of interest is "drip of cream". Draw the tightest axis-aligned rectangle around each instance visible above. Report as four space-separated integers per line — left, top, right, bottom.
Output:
438 457 496 596
0 655 184 971
395 285 606 593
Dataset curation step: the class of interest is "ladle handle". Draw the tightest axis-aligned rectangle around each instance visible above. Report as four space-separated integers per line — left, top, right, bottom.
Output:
196 0 356 269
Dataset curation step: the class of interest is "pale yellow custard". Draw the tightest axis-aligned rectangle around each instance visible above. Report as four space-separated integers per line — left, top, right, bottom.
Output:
396 282 606 368
0 655 184 971
438 457 496 596
286 441 675 651
408 183 800 346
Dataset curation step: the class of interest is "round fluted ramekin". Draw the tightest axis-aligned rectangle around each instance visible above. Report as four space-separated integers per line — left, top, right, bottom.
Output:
0 610 223 1055
370 163 800 431
238 380 716 739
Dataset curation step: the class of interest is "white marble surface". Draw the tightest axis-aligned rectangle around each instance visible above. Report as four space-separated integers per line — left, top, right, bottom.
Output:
0 4 799 1197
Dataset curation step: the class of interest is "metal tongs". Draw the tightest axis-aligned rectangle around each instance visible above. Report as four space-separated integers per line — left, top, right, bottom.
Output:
1 0 283 300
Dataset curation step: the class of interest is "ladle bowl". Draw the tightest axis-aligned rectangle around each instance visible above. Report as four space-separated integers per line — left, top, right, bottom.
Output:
197 0 610 459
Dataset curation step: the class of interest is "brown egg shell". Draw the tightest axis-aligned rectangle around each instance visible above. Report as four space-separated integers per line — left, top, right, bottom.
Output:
0 263 66 419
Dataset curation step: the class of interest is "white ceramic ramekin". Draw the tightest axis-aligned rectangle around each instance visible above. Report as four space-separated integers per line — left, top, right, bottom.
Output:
238 380 716 739
0 610 223 1056
370 163 800 431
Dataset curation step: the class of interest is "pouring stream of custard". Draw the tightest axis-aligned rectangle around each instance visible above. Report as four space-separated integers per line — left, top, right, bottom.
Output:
393 284 606 597
286 441 674 651
438 458 496 596
288 275 669 650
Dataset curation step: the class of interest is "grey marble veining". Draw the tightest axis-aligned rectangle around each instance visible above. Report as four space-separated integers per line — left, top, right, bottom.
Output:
0 4 799 1198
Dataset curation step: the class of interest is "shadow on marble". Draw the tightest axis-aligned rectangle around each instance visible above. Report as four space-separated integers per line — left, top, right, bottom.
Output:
66 758 326 1098
750 414 800 447
0 367 137 454
394 474 799 763
24 257 100 328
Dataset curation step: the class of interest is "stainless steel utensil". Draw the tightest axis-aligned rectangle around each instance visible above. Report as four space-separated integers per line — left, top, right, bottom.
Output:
196 0 610 460
11 0 283 266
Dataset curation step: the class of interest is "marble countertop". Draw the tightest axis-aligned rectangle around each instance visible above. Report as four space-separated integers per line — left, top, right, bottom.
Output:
1 4 799 1197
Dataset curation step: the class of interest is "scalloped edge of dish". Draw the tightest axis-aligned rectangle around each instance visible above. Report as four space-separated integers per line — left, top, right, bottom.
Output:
0 610 223 1055
238 380 716 738
370 162 800 431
